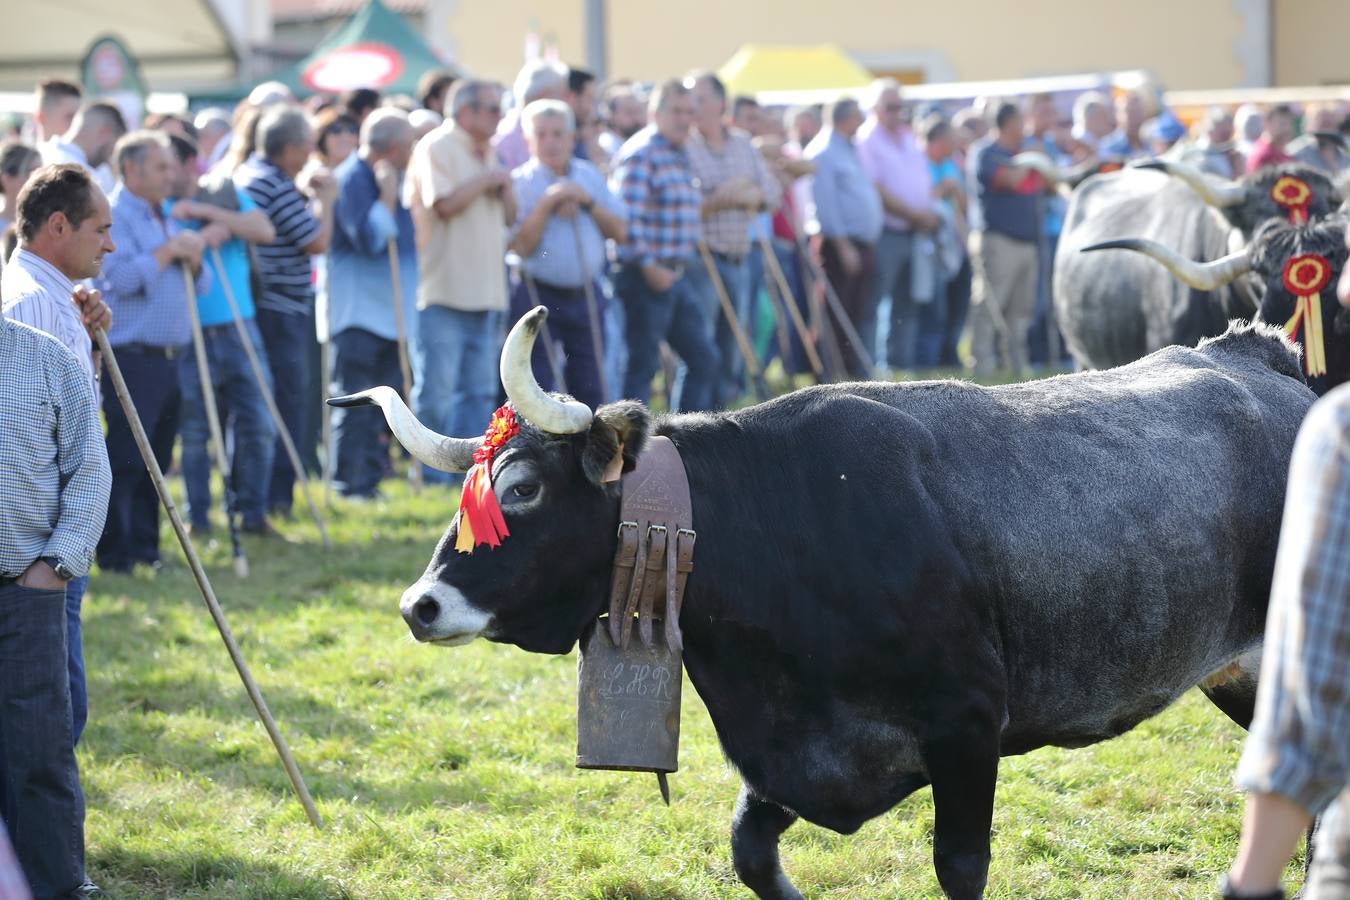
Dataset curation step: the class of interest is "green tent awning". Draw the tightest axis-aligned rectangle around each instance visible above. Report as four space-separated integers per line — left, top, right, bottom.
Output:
269 0 445 97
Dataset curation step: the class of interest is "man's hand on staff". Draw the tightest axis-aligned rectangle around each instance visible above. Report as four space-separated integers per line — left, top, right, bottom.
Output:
546 180 591 218
71 284 111 335
374 159 400 211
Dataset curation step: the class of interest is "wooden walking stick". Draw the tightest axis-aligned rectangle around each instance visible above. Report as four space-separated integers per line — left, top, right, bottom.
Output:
520 270 569 393
94 324 324 830
181 264 249 578
756 234 825 380
802 250 877 376
208 247 332 549
696 240 769 401
385 239 421 491
786 228 848 382
569 219 610 402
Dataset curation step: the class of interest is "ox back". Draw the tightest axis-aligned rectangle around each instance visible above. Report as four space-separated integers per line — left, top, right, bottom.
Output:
661 324 1310 897
1056 169 1254 369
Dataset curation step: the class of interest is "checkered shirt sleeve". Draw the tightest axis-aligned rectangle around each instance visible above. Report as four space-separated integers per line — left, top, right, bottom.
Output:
612 134 702 264
1237 386 1350 814
0 320 111 579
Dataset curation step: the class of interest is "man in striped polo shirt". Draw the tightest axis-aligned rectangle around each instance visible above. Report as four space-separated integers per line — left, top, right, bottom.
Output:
234 107 335 518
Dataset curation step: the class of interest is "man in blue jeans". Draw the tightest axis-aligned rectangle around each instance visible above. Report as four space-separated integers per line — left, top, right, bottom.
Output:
611 79 719 411
167 135 280 534
405 80 515 483
235 107 336 515
326 109 418 499
0 286 111 897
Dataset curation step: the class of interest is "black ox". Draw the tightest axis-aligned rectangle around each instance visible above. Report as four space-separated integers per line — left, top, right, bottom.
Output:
335 310 1315 899
1047 159 1340 370
1088 214 1350 395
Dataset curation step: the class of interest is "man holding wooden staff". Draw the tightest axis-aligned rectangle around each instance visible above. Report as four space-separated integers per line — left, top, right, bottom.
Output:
507 99 626 412
325 108 418 501
165 135 280 536
97 131 209 574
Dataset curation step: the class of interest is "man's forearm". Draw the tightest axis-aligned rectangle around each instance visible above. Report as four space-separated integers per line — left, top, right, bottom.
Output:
1228 791 1309 894
510 200 554 257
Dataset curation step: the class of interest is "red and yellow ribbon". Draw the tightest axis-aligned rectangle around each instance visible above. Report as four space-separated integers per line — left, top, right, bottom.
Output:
1282 253 1332 379
454 405 520 553
1271 176 1312 224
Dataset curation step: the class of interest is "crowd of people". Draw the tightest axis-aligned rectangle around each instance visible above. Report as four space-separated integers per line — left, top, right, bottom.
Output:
1 61 1349 897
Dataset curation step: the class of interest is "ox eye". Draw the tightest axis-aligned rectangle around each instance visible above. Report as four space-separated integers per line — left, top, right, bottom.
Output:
510 483 539 500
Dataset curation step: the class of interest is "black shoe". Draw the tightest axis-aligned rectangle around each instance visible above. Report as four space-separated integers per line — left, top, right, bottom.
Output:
68 881 113 899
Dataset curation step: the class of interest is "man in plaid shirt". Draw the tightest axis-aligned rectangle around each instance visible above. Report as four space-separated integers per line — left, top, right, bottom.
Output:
684 71 779 407
1223 238 1350 900
610 79 719 412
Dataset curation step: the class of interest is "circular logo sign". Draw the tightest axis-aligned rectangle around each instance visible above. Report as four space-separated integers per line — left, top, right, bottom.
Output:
301 43 403 93
91 44 125 91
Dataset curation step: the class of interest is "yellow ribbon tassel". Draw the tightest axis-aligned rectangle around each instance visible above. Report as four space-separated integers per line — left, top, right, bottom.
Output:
1285 293 1327 378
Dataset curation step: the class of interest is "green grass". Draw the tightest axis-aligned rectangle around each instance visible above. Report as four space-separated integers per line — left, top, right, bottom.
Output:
80 451 1301 898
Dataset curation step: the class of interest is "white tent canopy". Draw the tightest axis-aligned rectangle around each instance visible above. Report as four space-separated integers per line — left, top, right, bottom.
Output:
0 0 238 91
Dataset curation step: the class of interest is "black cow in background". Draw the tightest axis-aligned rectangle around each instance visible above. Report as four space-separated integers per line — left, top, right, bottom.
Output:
335 309 1317 899
1051 160 1340 370
1087 215 1350 395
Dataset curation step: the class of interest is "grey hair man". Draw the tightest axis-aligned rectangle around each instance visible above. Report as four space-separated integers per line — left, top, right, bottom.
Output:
233 106 336 517
497 59 570 170
404 79 516 486
40 101 127 195
1071 91 1113 152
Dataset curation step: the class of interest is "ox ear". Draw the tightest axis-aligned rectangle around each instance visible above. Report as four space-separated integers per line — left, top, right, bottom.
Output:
581 401 651 486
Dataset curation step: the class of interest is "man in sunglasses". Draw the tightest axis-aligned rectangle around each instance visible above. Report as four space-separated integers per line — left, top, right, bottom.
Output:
405 80 517 487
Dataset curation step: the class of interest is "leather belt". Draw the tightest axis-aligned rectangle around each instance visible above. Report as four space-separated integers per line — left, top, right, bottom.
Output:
115 343 182 360
606 435 696 653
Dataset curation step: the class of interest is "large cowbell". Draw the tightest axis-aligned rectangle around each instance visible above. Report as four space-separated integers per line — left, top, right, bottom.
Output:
576 615 681 775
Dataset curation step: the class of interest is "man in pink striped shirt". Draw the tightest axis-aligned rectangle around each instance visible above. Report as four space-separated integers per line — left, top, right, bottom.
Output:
857 79 939 375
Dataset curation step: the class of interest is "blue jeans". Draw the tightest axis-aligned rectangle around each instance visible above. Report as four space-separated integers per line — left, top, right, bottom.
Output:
616 263 719 412
874 227 917 371
412 306 504 485
601 274 627 404
256 308 314 515
178 320 277 528
0 579 86 898
66 575 87 746
509 279 606 412
686 252 752 407
331 327 402 497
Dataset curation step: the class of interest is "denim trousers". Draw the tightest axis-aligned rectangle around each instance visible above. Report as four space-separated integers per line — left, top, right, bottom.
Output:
330 327 403 498
874 227 918 372
685 252 752 407
99 350 180 570
256 308 314 514
178 319 277 529
615 262 719 412
411 305 504 486
0 579 86 898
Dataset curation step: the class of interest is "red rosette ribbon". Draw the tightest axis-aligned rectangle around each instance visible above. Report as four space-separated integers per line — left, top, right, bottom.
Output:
1281 253 1331 378
1271 176 1312 225
454 405 521 553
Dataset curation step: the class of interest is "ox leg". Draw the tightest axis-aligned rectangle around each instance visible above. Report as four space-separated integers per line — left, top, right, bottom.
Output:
927 735 999 899
730 784 803 900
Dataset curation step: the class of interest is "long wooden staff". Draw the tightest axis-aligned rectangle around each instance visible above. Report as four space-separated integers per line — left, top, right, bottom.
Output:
755 234 825 380
569 219 611 402
94 324 323 830
696 240 769 401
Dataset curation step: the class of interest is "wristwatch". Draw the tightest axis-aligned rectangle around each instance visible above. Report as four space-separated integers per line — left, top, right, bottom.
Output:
39 556 75 582
1218 874 1284 900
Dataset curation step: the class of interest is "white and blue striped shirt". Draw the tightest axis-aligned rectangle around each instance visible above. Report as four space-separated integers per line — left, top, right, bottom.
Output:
235 154 322 317
0 314 110 578
2 247 98 399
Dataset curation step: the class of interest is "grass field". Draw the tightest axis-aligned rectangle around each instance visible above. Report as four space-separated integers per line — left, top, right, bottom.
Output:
79 470 1304 899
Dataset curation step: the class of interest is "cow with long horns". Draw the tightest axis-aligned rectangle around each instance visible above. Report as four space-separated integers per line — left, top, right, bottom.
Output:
334 309 1316 899
1044 158 1340 370
1086 215 1350 395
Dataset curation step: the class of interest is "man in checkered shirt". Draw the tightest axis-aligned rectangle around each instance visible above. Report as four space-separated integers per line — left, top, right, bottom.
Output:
1222 238 1350 900
610 79 719 412
0 283 111 896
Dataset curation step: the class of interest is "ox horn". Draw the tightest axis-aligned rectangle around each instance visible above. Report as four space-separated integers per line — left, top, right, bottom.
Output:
1132 158 1247 209
1082 238 1253 291
1012 151 1065 183
501 306 594 434
327 386 479 472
